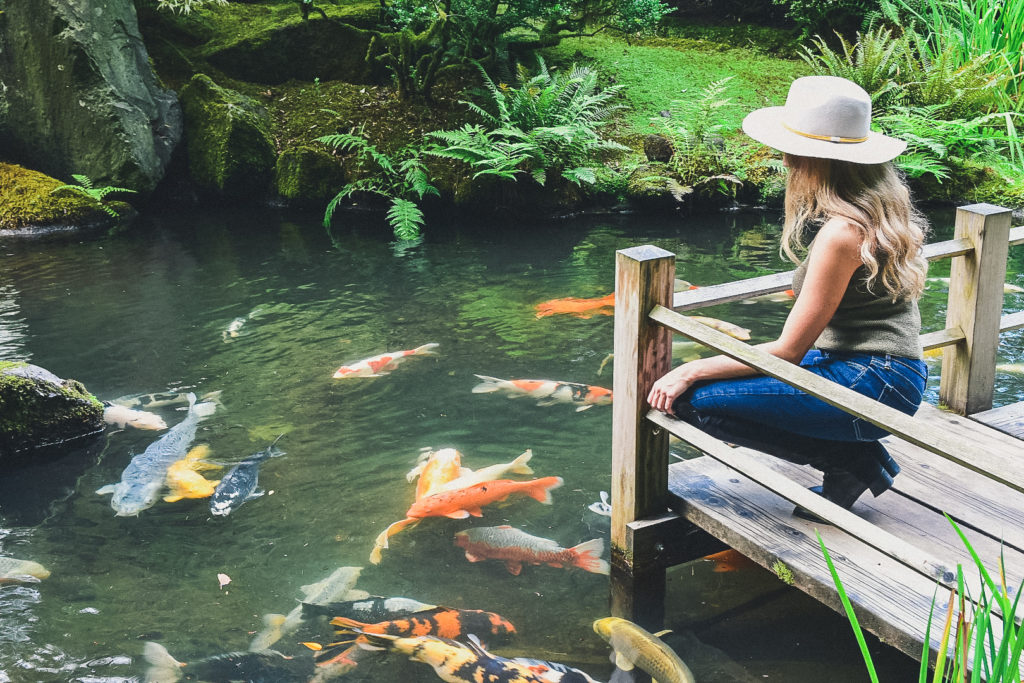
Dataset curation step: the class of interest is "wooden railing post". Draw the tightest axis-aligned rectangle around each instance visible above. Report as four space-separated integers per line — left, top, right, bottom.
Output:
612 246 674 571
940 204 1012 415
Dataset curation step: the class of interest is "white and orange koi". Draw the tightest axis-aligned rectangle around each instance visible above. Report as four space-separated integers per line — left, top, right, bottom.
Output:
433 450 533 493
406 448 470 500
472 375 612 411
454 525 609 576
332 343 439 379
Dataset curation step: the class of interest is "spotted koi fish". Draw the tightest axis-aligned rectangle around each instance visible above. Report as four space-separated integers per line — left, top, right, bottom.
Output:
472 375 612 412
454 525 610 576
406 477 563 520
351 631 567 683
332 343 439 379
534 293 615 319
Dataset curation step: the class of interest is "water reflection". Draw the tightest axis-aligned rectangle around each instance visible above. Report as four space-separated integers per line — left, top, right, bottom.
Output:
0 283 30 362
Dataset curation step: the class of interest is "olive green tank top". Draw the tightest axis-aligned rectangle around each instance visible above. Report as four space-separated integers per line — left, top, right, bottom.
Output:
792 243 923 360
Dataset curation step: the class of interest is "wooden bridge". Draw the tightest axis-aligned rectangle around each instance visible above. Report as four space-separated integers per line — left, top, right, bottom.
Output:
610 204 1024 672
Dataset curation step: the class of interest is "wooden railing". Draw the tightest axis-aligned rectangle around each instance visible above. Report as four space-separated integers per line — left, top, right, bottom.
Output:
612 204 1024 572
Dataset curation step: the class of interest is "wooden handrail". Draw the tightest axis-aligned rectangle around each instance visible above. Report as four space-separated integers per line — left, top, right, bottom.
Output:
647 306 1024 488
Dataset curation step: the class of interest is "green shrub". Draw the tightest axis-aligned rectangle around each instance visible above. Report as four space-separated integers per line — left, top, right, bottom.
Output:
50 175 135 217
772 0 876 39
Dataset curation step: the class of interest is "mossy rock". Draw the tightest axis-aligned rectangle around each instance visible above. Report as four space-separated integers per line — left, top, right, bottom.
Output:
0 362 104 461
205 20 379 85
909 159 1024 210
275 146 346 203
625 163 694 211
179 74 276 198
0 163 120 231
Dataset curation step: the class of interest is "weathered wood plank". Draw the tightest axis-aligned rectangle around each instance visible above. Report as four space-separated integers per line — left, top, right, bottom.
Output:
971 401 1024 439
666 456 1011 667
1010 224 1024 247
647 307 1024 489
672 271 793 311
920 326 965 352
1000 310 1024 332
922 236 975 260
941 204 1013 414
612 246 675 568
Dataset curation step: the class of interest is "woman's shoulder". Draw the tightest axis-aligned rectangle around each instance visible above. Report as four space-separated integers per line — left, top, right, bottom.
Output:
811 216 863 258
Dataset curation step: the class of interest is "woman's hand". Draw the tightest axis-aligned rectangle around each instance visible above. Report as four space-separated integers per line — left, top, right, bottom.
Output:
647 363 700 415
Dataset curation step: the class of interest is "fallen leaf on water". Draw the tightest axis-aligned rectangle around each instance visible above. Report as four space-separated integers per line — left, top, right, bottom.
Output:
217 573 231 589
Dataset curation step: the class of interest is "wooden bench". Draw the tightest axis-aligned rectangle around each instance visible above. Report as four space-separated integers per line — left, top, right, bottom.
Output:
610 204 1024 671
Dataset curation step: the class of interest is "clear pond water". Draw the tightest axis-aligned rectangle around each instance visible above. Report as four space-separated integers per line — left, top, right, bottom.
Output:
0 206 1022 683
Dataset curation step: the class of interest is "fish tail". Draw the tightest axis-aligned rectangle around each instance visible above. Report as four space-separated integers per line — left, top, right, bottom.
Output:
142 642 184 683
470 375 503 393
509 449 534 475
369 518 418 564
570 538 610 574
414 342 440 356
192 400 217 419
313 641 362 665
329 616 368 631
528 476 563 504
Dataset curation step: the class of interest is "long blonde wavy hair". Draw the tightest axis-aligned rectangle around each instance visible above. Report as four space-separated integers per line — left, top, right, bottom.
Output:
781 154 929 301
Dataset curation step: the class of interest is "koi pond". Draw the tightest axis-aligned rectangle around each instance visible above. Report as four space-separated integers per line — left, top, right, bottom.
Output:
1 206 1022 683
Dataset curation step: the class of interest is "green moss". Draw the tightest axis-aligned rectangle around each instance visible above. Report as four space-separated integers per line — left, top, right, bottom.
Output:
179 74 277 197
0 363 104 456
275 146 346 202
0 163 110 230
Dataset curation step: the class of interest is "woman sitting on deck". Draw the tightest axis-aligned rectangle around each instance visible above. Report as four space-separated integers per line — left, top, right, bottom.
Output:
647 76 929 517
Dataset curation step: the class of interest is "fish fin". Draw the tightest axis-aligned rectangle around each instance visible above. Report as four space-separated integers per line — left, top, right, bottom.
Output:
505 561 523 575
609 666 638 683
575 404 593 412
346 589 370 600
405 461 426 482
142 642 185 683
464 551 484 563
445 510 472 519
301 641 323 651
653 628 672 637
509 449 534 475
414 342 440 355
329 616 367 630
471 375 502 393
535 399 558 406
570 538 610 574
245 489 266 501
529 476 563 504
96 485 116 496
615 653 635 671
163 493 184 503
464 634 494 658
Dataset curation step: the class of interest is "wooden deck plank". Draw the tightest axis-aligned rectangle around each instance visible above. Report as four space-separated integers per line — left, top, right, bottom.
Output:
667 456 1012 665
971 401 1024 439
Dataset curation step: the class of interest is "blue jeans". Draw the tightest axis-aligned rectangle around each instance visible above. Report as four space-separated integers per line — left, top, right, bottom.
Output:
672 350 928 493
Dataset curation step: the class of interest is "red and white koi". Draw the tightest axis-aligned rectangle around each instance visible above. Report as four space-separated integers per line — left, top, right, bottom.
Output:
455 525 609 576
332 343 439 379
472 375 612 411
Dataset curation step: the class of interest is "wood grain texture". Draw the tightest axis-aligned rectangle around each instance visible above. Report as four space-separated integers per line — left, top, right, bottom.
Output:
941 205 1013 414
971 401 1024 439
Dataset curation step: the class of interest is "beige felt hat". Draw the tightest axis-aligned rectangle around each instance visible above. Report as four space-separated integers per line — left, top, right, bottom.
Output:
742 76 906 164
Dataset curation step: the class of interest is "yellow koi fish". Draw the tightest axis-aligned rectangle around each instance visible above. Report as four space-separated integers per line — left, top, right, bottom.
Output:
593 617 695 683
406 447 470 499
163 444 222 503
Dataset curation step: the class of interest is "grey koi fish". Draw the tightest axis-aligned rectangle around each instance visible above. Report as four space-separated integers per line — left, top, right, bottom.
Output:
209 435 284 517
97 394 217 517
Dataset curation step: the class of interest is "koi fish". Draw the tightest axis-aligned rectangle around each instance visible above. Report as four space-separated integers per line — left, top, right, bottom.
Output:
406 477 563 520
588 490 611 517
103 404 168 430
209 435 285 517
142 641 314 683
593 617 695 683
511 655 604 683
0 556 50 583
164 444 222 503
369 517 420 565
455 525 609 576
110 389 222 411
406 447 470 500
433 450 534 493
703 549 758 573
332 343 439 378
329 607 515 644
97 394 217 517
301 595 437 621
472 375 612 411
222 316 247 341
535 293 615 319
350 632 558 683
687 315 751 341
249 566 366 652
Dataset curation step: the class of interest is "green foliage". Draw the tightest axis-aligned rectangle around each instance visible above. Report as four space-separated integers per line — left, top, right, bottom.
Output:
821 517 1024 682
613 0 672 35
771 0 874 39
380 0 438 31
50 175 135 217
318 128 439 240
151 0 227 14
428 58 627 186
650 77 735 186
800 27 906 112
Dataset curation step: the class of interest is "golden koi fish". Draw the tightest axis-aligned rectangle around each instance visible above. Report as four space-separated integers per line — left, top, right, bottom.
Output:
406 447 470 499
593 617 695 683
163 444 222 503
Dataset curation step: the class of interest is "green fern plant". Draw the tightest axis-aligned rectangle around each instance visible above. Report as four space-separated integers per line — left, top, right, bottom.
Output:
318 128 439 240
650 77 736 188
800 27 907 113
428 58 628 187
50 174 135 217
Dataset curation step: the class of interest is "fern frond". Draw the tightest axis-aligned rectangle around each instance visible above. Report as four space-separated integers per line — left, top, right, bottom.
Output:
386 198 425 240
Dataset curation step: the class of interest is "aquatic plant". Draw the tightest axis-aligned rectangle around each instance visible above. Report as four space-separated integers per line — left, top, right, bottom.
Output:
50 174 135 217
428 58 627 187
318 128 438 240
820 518 1024 682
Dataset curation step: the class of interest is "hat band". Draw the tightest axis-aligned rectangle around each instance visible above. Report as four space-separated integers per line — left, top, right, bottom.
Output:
782 122 868 144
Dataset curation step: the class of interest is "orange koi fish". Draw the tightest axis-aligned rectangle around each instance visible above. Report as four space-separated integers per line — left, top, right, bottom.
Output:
535 293 615 319
406 477 563 520
472 375 612 411
702 549 758 573
406 447 470 500
455 525 610 576
332 343 439 378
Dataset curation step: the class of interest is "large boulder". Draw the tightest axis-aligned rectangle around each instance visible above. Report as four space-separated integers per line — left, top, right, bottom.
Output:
0 362 104 461
179 74 276 198
0 162 122 232
0 0 181 195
